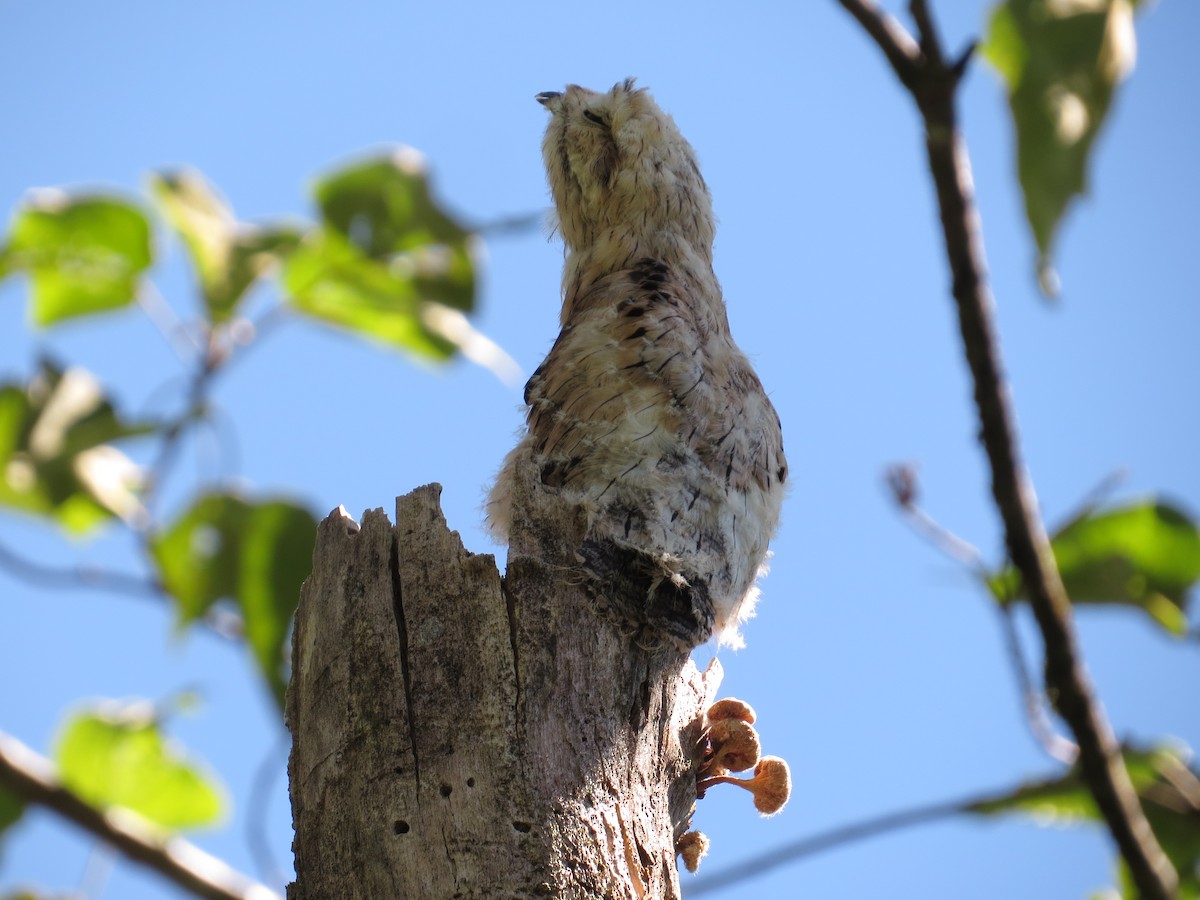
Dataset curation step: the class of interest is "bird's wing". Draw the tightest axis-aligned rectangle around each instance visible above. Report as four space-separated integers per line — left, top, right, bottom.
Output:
525 257 785 504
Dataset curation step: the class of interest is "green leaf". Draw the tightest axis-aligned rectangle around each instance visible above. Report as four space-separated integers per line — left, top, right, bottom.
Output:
989 500 1200 635
969 745 1200 897
150 492 317 706
0 361 152 533
0 785 24 842
3 192 152 324
54 703 225 830
981 0 1140 292
969 746 1165 823
149 169 302 323
284 149 477 361
284 230 457 359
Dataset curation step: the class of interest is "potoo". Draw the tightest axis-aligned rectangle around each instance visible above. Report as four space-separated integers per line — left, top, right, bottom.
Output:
488 79 786 650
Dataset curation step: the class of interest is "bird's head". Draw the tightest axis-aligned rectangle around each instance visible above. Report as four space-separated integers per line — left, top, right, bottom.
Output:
537 79 715 258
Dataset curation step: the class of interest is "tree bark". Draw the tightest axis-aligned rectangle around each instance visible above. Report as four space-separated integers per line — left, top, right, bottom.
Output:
287 482 719 898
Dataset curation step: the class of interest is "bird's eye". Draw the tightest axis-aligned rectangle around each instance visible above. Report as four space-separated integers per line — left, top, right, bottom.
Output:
582 110 607 126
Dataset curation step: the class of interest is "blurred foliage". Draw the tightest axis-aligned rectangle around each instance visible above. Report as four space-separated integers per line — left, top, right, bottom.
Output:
0 148 479 704
0 144 484 886
989 500 1200 635
0 787 22 847
151 493 317 708
982 0 1143 293
969 744 1200 897
0 194 152 325
0 361 152 534
55 703 225 831
285 151 477 360
149 170 302 324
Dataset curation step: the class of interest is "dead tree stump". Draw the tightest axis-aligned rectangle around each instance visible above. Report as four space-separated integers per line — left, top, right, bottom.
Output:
287 483 719 898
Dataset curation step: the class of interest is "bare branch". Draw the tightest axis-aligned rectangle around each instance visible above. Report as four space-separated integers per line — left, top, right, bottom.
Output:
0 540 160 597
884 463 987 571
0 730 280 900
245 732 290 887
996 607 1079 764
688 779 1036 895
470 210 545 237
835 0 922 83
0 540 244 641
908 0 943 64
835 2 1178 896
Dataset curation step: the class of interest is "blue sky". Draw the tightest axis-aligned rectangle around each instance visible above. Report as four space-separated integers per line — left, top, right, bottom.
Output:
1 1 1197 898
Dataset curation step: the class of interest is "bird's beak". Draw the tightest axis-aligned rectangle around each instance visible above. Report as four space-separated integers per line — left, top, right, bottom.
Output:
535 91 562 107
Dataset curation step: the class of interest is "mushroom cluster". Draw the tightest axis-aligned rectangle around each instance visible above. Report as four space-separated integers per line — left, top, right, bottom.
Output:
675 697 793 873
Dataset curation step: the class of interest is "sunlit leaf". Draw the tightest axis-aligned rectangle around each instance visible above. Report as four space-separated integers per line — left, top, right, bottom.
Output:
284 148 477 361
982 0 1141 292
989 500 1200 634
969 744 1200 897
149 169 302 323
0 361 152 533
55 703 225 831
150 492 317 706
2 192 152 324
284 230 456 359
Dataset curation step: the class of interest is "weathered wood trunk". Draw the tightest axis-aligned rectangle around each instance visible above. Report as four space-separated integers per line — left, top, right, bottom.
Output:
287 483 719 898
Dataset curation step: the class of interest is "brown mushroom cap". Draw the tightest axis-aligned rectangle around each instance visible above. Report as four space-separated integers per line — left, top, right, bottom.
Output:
707 697 757 725
675 830 710 873
701 718 762 776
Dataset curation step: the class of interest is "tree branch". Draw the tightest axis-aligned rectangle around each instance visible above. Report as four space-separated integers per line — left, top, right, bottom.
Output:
835 2 1178 896
688 779 1036 895
996 606 1079 765
0 730 280 900
835 0 922 83
0 540 244 641
0 540 160 597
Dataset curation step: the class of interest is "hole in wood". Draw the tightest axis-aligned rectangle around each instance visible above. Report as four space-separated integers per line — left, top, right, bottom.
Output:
393 820 410 835
439 783 452 798
466 777 476 788
512 821 532 834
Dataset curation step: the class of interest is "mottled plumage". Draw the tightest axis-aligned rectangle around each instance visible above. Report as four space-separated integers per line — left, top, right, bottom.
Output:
488 79 786 648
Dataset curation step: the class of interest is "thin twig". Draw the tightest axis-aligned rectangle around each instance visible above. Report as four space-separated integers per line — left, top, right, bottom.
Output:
688 779 1038 895
909 0 942 62
0 540 243 640
246 731 290 888
1048 467 1129 535
0 730 280 900
79 842 117 899
835 1 1177 896
884 464 1076 761
140 333 224 522
137 283 202 363
835 0 922 82
0 540 160 597
997 606 1079 764
470 210 545 237
885 463 987 571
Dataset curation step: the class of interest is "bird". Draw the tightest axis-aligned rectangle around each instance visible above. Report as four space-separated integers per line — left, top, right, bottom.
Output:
487 78 786 650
